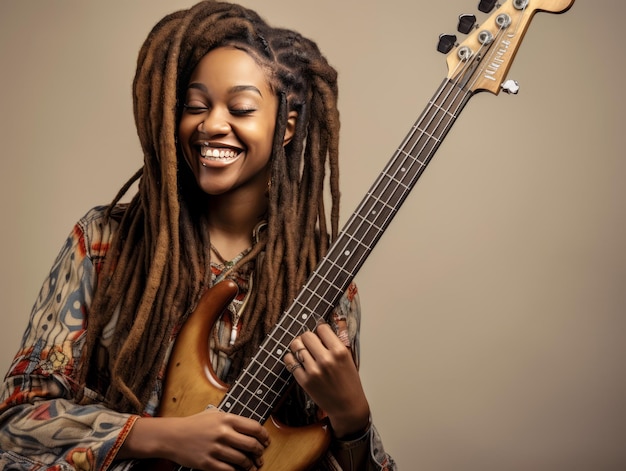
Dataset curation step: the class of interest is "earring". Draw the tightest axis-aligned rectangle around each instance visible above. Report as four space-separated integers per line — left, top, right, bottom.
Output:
265 177 272 198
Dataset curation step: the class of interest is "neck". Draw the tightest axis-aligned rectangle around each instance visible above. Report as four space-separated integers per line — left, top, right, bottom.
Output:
205 192 267 260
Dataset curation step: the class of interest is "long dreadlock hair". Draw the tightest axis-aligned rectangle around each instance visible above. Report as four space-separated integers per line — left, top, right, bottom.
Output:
75 1 341 414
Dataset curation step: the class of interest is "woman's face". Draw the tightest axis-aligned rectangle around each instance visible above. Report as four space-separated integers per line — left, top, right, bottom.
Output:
178 46 278 198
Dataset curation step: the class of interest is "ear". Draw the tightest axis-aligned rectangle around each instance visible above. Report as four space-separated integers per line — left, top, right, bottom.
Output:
283 111 298 146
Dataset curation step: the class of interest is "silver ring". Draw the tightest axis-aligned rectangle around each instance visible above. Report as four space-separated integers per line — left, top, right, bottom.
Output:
286 362 303 373
294 347 307 363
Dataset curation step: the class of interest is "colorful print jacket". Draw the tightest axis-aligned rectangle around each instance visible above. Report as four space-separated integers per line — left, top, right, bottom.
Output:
0 206 396 471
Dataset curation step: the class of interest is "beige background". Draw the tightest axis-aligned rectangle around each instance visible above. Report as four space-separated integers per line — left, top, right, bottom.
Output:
1 0 624 469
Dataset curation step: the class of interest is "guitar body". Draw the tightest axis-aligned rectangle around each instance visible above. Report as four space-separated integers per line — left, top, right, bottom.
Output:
153 280 330 471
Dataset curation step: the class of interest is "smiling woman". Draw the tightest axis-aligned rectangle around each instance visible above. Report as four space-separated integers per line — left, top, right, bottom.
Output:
178 47 283 203
0 1 395 470
2 0 626 470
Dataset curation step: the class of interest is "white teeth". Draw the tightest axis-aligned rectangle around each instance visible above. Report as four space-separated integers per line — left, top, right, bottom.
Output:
200 146 237 160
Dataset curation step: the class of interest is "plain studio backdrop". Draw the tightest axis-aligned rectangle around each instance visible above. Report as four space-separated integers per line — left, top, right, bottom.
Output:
0 0 624 469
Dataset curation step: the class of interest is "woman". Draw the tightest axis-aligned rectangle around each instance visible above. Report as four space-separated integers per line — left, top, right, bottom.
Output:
0 2 395 470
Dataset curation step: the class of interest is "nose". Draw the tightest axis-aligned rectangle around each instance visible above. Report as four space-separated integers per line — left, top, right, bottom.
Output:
198 108 230 136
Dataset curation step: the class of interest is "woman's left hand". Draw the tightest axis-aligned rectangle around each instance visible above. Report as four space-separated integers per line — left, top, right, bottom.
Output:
284 323 370 438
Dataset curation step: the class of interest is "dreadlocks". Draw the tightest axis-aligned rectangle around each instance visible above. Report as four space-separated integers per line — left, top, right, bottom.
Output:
76 1 341 414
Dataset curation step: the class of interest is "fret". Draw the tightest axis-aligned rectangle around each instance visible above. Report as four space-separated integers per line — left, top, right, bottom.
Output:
259 335 289 362
354 210 384 233
298 286 337 314
397 149 427 170
282 301 319 329
427 101 458 118
341 230 375 264
384 155 424 196
222 357 291 421
352 212 384 242
224 399 265 422
232 373 280 411
378 174 411 210
305 270 344 297
412 127 442 145
355 195 395 231
377 149 424 186
324 239 364 270
399 131 440 168
272 321 300 339
291 297 320 320
382 171 412 191
245 354 289 387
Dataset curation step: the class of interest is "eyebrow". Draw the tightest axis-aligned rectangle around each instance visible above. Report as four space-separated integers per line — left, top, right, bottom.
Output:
187 83 263 97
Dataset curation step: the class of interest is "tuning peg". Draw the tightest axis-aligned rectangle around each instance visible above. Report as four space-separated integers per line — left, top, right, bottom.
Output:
478 0 498 13
501 79 520 94
457 14 477 34
437 34 457 54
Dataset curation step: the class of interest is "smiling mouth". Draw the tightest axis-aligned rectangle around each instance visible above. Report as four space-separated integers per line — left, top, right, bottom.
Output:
198 144 241 164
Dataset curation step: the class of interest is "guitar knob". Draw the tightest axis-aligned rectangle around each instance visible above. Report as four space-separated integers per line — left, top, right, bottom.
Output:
437 34 457 54
501 79 520 94
478 0 498 13
458 14 477 34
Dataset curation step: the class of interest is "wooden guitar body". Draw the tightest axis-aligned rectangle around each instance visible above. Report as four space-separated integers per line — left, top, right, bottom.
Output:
154 280 330 471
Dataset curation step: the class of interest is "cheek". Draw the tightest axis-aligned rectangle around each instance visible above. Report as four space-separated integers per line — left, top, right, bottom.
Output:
256 121 277 156
178 117 194 142
178 120 195 152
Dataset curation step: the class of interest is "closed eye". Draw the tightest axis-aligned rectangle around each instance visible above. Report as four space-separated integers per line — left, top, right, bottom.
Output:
230 108 256 116
183 104 208 114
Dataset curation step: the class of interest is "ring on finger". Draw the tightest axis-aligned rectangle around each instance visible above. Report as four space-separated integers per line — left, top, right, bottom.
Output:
293 347 307 363
286 362 303 373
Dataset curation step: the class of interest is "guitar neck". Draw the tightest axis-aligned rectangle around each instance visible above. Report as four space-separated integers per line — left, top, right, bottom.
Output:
218 78 474 422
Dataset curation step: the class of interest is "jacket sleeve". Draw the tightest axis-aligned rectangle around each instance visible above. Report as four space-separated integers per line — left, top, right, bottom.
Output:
324 284 397 471
0 209 136 471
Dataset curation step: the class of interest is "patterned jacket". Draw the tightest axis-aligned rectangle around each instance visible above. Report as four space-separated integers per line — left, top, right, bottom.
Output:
0 206 395 471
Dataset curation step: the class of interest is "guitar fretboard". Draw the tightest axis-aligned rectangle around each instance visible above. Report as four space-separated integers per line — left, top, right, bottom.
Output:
219 78 473 422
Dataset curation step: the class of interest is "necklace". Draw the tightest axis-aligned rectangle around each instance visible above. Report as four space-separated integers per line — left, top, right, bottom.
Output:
210 243 237 269
210 243 253 345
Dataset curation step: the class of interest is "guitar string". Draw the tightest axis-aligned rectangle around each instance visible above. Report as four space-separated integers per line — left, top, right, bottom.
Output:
219 317 308 419
171 12 520 471
215 12 513 425
218 78 468 424
217 48 478 424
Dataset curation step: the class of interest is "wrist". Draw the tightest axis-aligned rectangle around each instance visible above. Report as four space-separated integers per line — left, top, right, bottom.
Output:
332 414 371 442
331 416 372 461
118 416 177 461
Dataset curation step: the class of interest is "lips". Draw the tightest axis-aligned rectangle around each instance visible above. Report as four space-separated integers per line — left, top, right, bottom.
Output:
196 142 242 165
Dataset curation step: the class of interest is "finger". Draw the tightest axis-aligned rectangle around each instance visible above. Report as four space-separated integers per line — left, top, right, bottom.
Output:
298 330 329 360
288 336 305 352
288 338 309 364
293 347 307 364
227 431 268 457
214 446 259 471
311 323 345 349
284 357 304 374
283 350 305 376
229 416 270 448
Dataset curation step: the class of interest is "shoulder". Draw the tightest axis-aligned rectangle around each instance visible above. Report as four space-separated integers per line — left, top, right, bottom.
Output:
74 204 127 261
77 204 126 230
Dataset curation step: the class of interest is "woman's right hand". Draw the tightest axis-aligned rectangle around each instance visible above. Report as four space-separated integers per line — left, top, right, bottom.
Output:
118 408 270 470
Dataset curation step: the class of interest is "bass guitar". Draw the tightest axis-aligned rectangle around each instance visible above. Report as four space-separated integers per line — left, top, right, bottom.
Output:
154 1 575 469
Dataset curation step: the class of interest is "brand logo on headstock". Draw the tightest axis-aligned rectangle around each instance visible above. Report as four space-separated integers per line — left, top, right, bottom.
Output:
483 39 512 81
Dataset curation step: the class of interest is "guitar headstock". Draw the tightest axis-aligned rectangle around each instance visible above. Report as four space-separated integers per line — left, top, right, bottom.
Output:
442 0 575 95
